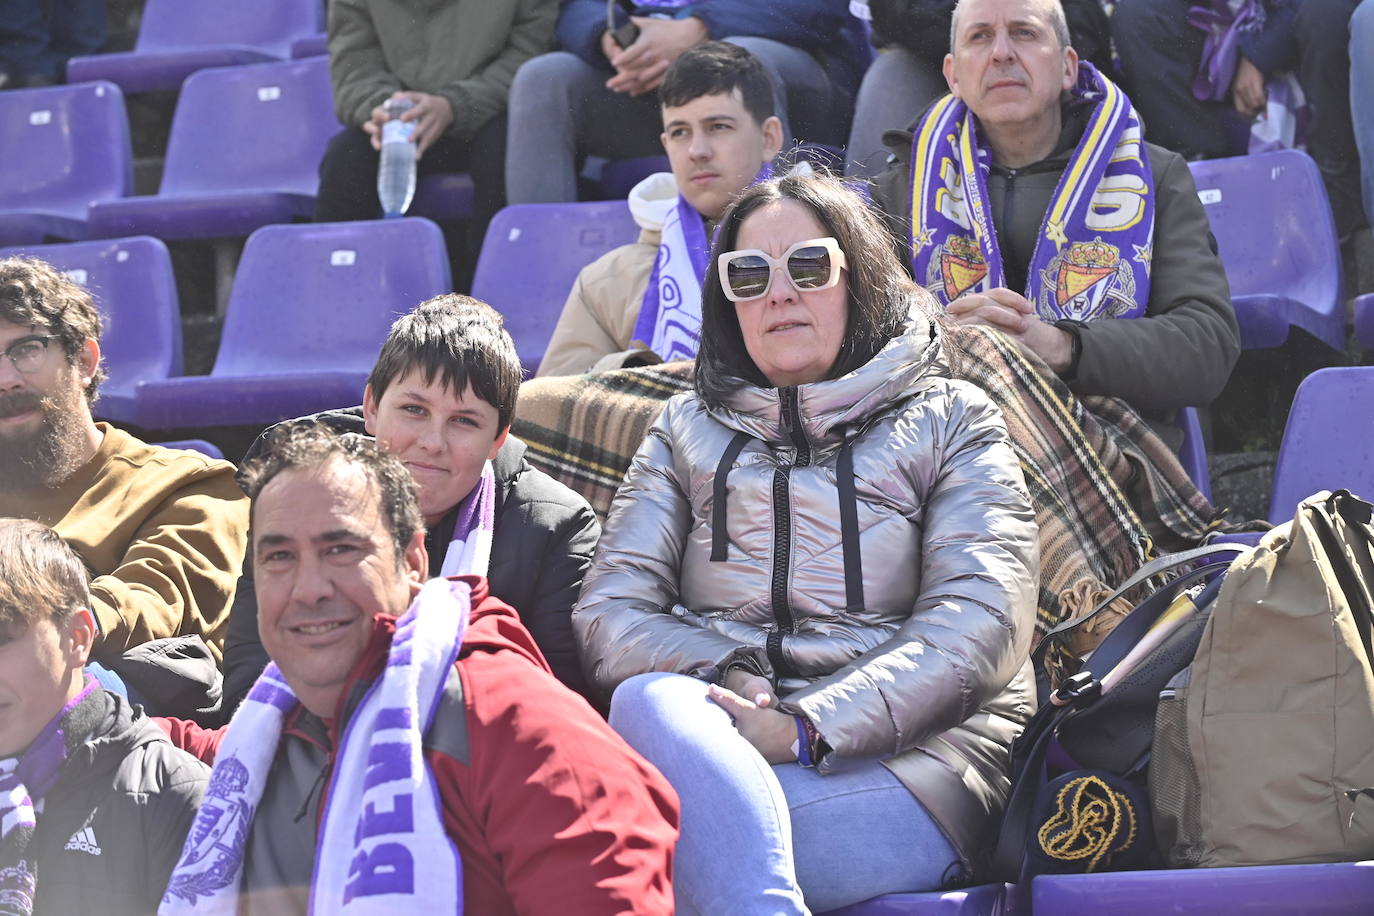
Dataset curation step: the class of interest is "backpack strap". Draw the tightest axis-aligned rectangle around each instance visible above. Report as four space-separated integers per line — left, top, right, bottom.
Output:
1034 543 1248 670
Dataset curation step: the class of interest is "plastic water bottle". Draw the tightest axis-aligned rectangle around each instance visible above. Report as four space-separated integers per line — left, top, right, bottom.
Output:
377 97 417 218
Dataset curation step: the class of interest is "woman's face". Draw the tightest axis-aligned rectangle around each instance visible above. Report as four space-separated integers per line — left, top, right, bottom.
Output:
730 199 850 388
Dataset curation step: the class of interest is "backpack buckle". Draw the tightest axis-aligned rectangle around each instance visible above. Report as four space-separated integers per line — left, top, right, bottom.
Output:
1051 671 1102 708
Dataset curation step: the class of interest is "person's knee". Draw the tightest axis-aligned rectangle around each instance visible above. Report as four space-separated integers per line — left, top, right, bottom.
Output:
608 672 704 740
511 51 594 106
1354 0 1374 34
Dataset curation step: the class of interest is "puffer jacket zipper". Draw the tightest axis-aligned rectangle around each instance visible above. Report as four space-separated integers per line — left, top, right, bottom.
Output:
766 387 811 677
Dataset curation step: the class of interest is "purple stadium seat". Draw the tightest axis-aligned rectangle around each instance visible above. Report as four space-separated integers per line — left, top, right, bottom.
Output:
471 202 640 373
599 156 671 200
1031 861 1374 914
0 82 131 245
131 218 452 429
65 0 324 94
0 236 181 425
86 58 339 241
1268 366 1374 524
154 440 225 460
1176 406 1212 501
1355 294 1374 350
290 33 328 59
1188 150 1347 352
819 884 1010 915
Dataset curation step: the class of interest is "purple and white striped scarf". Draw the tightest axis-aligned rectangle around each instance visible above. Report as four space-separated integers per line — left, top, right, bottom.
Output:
161 578 475 915
1 678 100 916
633 162 774 363
909 62 1155 323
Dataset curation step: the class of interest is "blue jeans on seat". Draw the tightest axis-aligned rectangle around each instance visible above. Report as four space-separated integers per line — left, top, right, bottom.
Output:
609 672 960 915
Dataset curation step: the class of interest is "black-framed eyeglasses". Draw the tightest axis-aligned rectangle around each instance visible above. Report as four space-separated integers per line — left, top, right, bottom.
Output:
2 335 61 374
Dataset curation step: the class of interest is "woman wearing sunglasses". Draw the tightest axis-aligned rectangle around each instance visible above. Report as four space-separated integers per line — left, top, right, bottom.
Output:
573 172 1037 914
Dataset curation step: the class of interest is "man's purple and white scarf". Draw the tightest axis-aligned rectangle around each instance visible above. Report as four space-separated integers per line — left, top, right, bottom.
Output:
632 162 774 362
1 678 100 916
1189 0 1307 153
908 62 1155 323
161 577 475 916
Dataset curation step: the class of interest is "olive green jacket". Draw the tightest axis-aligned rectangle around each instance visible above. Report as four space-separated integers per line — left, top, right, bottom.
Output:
328 0 557 143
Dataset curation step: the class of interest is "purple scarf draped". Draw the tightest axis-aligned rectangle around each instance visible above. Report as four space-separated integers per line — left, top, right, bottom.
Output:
0 678 101 916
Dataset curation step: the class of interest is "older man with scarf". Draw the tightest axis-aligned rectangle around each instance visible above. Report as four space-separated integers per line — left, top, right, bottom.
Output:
873 0 1241 449
156 426 678 915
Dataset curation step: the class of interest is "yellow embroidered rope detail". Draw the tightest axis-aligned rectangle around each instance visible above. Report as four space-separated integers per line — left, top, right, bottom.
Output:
1036 774 1138 872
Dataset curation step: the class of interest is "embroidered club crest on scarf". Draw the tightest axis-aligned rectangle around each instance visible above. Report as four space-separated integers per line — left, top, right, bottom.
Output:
908 62 1155 323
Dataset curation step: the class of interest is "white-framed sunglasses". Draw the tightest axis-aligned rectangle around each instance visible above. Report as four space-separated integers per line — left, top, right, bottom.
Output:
717 237 848 302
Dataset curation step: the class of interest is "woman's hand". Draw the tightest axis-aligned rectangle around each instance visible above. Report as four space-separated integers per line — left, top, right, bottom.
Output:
722 670 777 707
708 684 798 764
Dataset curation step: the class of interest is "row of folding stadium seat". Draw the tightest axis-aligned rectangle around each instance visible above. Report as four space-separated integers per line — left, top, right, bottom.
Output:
65 0 325 95
0 65 1354 353
0 200 644 429
0 60 474 250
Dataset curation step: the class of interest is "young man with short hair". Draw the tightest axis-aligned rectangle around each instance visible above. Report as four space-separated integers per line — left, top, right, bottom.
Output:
159 427 678 915
0 518 208 915
0 257 249 661
222 295 599 712
536 41 788 377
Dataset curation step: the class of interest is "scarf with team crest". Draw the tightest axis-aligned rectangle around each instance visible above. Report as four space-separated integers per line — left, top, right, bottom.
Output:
0 678 101 916
908 62 1155 323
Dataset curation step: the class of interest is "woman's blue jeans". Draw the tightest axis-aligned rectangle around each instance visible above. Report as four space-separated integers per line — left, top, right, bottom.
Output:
609 672 960 915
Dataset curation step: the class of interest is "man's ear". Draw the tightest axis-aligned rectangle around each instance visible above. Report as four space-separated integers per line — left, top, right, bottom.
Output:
78 338 100 389
403 529 427 584
1061 46 1080 91
486 424 509 462
362 383 379 435
761 115 784 162
943 53 959 97
62 607 97 668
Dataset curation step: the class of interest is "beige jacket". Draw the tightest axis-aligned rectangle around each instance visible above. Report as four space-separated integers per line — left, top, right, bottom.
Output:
328 0 557 143
536 173 677 378
574 312 1039 869
0 425 249 661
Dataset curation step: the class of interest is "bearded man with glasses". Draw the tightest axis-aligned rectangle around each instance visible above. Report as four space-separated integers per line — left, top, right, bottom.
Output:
0 257 248 674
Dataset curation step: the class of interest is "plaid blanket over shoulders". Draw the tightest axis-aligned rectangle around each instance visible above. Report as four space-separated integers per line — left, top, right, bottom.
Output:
513 325 1227 681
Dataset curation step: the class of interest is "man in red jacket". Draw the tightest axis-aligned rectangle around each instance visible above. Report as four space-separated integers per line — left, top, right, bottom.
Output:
158 425 678 915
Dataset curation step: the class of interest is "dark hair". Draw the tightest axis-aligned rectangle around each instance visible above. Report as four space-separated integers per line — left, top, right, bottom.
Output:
659 41 775 125
366 295 522 432
0 257 107 403
239 425 424 565
0 518 92 630
694 173 925 407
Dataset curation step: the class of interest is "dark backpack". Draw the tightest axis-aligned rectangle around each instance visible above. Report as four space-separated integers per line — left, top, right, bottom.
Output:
989 543 1248 882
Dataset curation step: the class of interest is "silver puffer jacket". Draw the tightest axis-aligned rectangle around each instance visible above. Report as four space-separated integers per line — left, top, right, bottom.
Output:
574 311 1039 870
